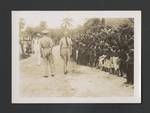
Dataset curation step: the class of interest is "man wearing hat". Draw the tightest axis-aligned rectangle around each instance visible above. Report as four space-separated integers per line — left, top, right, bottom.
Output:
39 30 55 77
60 31 72 74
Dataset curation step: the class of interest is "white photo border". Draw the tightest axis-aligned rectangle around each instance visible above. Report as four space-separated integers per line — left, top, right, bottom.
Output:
12 11 141 103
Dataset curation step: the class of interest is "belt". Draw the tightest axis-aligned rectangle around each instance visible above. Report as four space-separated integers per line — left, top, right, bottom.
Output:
42 47 51 49
62 46 69 48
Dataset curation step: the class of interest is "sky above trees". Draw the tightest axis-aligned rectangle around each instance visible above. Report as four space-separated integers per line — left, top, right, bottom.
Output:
12 11 135 28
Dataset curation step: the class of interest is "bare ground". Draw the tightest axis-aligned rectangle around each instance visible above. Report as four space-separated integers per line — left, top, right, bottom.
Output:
20 45 134 97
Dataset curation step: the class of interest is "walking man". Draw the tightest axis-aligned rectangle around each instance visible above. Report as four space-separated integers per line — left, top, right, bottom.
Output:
126 49 134 84
39 30 55 77
60 31 72 74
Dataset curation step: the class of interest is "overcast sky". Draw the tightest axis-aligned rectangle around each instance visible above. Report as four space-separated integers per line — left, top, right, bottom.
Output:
12 11 137 28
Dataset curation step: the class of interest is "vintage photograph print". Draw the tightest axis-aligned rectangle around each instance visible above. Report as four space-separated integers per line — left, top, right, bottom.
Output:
12 11 141 103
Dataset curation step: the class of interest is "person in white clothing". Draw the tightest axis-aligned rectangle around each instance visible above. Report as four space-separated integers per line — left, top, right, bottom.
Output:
34 33 41 65
113 56 120 76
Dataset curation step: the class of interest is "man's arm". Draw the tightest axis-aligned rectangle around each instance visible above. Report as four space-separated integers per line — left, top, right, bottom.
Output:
60 39 62 56
39 40 43 58
70 39 73 56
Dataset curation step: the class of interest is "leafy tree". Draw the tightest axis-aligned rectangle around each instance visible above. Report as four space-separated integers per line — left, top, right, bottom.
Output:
83 18 101 29
25 26 35 40
19 18 25 56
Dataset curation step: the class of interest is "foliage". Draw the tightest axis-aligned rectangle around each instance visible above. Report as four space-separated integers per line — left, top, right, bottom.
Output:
19 17 134 66
71 18 134 66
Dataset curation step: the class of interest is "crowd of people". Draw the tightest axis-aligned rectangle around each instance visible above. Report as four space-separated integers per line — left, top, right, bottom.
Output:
71 23 134 84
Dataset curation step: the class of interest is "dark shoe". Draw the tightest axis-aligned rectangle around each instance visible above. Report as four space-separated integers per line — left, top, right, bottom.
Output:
51 74 55 77
64 71 68 75
43 75 49 78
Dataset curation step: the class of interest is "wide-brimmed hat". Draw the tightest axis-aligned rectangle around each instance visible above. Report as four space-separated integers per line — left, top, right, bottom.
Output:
42 30 49 34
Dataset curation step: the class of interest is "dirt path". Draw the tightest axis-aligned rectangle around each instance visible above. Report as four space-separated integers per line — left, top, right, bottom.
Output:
20 45 133 97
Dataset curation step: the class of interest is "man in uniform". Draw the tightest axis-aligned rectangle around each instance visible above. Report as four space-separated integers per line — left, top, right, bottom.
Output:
60 31 72 74
39 30 55 77
126 49 134 84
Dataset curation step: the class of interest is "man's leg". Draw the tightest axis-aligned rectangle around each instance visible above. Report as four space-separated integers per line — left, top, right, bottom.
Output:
61 53 67 74
37 52 41 65
49 55 55 76
128 64 134 84
64 55 68 74
43 57 49 77
66 52 71 73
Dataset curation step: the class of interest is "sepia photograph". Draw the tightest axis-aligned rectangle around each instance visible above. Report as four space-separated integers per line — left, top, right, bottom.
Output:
12 11 141 103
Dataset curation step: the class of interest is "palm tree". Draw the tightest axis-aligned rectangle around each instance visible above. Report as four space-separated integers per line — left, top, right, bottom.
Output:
19 18 25 56
101 18 105 26
61 17 73 30
39 21 48 30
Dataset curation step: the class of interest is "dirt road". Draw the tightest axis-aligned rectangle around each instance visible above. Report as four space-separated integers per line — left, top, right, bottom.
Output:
20 45 133 97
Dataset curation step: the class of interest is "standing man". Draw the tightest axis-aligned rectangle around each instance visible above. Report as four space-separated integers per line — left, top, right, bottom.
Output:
34 33 41 65
39 30 55 77
126 49 134 84
60 31 72 74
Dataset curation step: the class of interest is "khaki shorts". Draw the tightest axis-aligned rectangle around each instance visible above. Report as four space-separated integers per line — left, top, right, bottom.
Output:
60 48 71 61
